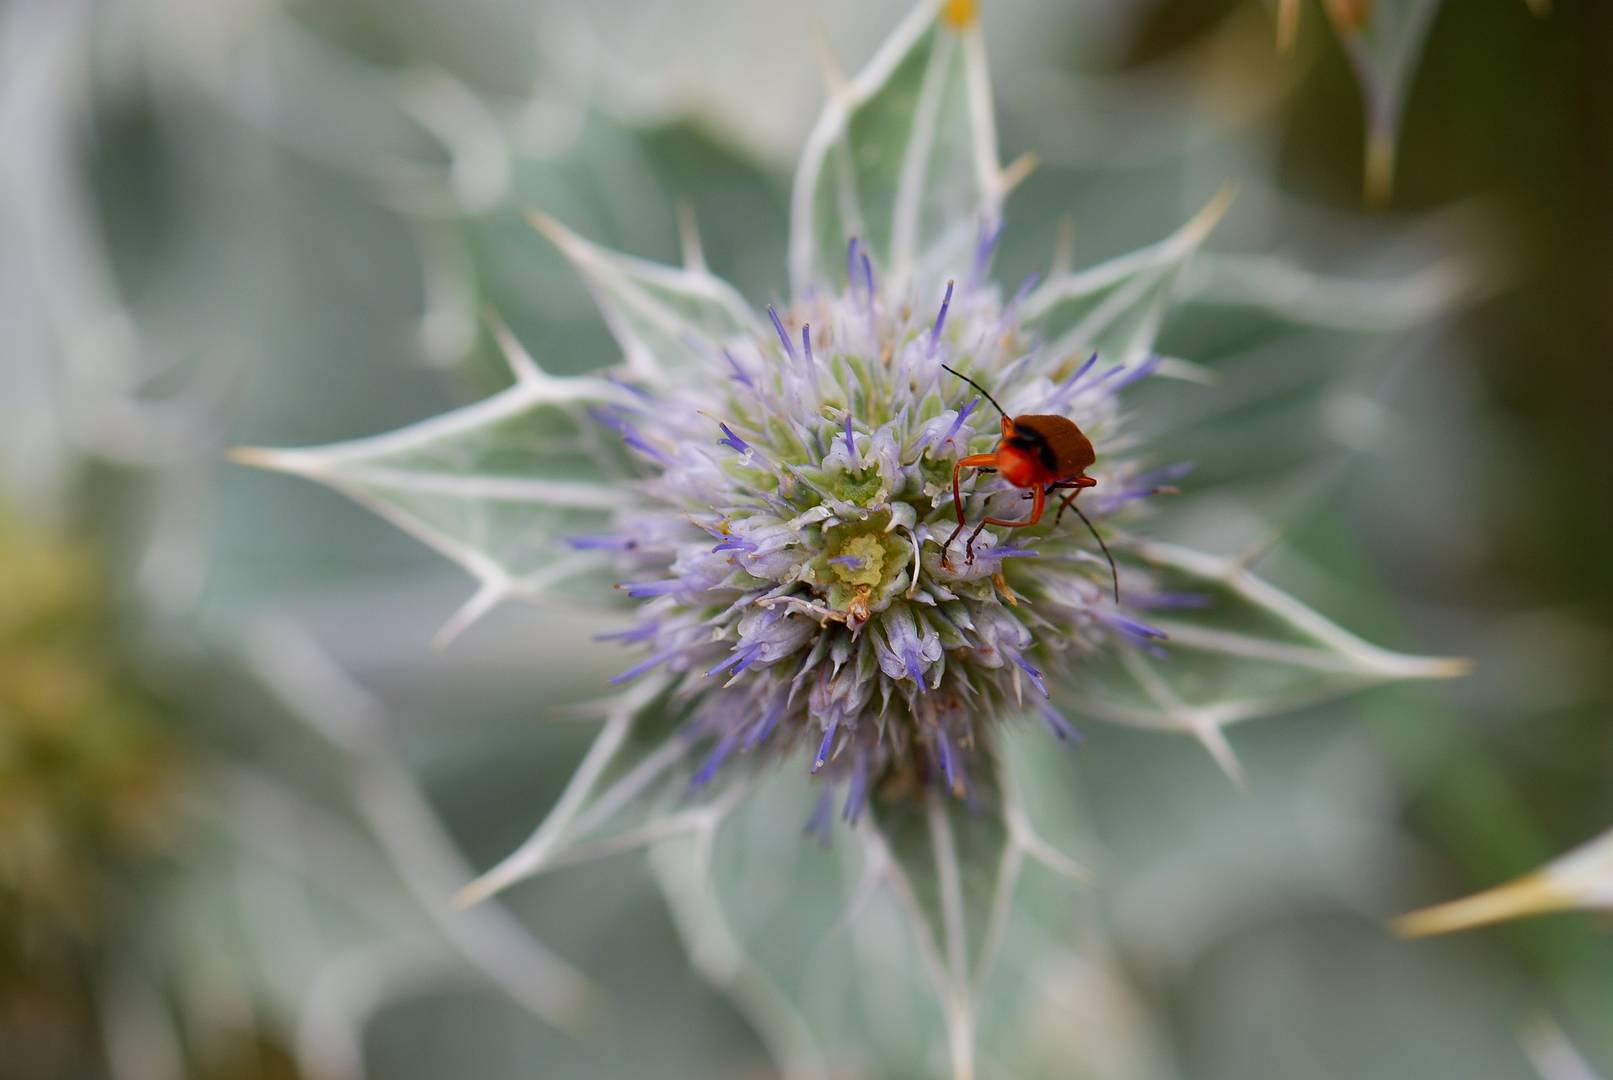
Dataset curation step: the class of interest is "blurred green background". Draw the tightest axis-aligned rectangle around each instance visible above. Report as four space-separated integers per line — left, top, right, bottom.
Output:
3 0 1610 1077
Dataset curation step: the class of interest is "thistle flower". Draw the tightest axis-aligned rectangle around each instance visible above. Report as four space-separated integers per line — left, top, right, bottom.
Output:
553 201 1229 813
0 513 177 1078
236 4 1468 1072
0 517 174 950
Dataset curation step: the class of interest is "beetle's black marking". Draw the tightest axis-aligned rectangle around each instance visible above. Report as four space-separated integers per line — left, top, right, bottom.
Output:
1005 431 1059 472
1016 415 1095 478
1007 417 1062 472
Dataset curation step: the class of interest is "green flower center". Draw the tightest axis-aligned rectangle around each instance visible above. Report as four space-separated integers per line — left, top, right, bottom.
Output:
832 534 887 587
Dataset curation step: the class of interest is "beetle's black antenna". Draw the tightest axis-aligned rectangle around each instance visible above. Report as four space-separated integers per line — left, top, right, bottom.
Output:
1067 501 1120 604
940 363 1008 420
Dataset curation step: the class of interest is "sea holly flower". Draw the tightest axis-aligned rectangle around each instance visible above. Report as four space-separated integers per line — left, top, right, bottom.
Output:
236 1 1466 1072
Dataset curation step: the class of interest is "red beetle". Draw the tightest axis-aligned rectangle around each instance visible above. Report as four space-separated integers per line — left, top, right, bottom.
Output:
939 363 1118 600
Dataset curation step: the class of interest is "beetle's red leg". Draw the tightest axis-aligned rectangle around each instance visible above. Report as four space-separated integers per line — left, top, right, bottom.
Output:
942 453 998 569
965 484 1045 563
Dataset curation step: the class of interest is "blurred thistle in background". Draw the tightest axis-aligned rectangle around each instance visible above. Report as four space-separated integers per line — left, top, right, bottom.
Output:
3 0 1612 1079
0 518 178 1078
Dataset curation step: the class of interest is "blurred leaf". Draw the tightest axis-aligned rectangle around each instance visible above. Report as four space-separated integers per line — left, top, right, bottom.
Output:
1324 0 1443 203
529 213 758 387
789 1 1003 295
454 678 742 906
648 794 841 1080
1019 188 1231 369
870 774 1009 1079
1071 538 1469 785
231 343 633 643
873 770 1008 987
286 0 538 96
647 770 947 1078
262 23 459 188
1180 251 1485 334
440 112 786 394
644 753 1100 1079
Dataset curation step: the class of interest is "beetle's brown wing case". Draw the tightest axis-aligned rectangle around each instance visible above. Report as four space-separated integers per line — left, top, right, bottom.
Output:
1014 415 1095 478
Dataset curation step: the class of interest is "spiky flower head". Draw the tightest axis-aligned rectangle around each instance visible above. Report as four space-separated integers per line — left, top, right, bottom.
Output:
239 0 1464 941
568 220 1197 820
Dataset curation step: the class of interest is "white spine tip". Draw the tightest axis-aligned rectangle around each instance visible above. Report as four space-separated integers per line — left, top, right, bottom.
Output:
525 209 569 247
226 445 275 467
226 446 311 475
452 879 494 910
